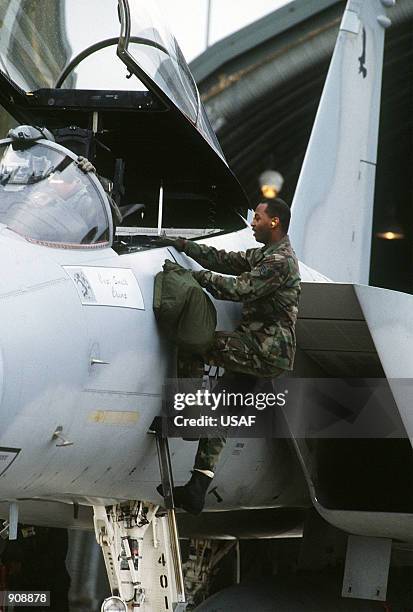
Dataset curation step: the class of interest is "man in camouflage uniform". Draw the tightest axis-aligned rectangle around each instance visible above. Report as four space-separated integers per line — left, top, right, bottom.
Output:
157 198 301 514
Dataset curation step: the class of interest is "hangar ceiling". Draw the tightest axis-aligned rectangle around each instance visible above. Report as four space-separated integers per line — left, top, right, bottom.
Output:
191 0 413 293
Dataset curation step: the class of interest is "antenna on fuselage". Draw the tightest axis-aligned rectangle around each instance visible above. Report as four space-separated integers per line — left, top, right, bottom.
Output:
157 180 164 235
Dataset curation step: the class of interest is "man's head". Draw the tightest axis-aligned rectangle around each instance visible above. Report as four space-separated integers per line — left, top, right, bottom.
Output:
251 197 291 245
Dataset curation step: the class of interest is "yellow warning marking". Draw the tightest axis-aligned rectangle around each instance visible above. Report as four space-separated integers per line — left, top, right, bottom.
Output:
89 410 139 425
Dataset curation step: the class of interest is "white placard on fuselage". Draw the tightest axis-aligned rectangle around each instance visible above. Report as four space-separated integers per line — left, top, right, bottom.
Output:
64 266 144 309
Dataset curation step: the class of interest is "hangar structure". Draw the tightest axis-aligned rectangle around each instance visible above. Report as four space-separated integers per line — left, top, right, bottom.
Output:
190 0 413 294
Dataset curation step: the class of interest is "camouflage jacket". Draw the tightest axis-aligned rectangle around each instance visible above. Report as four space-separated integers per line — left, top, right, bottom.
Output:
184 235 301 371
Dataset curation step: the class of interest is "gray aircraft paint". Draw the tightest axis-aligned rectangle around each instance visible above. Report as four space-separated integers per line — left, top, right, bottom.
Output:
0 225 306 510
355 284 413 444
289 0 390 284
1 0 412 550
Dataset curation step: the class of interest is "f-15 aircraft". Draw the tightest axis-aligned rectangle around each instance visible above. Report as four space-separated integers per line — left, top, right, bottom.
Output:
0 0 411 611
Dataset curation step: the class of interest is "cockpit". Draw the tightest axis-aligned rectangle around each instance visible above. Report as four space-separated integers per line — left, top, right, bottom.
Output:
0 0 248 252
0 141 110 247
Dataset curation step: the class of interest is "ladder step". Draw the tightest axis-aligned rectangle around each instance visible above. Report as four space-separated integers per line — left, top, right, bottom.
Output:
94 432 187 610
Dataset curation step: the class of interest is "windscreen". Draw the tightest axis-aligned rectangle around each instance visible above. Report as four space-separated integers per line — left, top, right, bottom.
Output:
0 142 110 247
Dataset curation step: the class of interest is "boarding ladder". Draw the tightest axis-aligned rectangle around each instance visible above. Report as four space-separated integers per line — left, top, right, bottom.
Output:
93 425 186 611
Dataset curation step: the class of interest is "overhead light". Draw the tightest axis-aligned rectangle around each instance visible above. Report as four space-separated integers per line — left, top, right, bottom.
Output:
376 230 405 240
259 170 284 199
375 203 405 240
101 597 127 612
375 223 405 240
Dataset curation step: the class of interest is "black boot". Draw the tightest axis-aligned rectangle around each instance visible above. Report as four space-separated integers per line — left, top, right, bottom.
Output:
157 470 213 515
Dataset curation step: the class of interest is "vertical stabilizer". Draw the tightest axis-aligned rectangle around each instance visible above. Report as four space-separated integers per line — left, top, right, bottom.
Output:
289 0 395 284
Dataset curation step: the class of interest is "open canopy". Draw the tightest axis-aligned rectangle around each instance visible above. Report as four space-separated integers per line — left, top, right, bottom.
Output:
0 0 247 211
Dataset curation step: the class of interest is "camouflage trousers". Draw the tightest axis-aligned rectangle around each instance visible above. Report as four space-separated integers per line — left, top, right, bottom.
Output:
194 437 226 473
205 330 285 378
193 370 257 472
177 331 285 379
192 332 285 473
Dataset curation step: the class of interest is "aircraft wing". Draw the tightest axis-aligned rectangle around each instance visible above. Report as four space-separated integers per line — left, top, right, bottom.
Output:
297 281 413 441
292 280 413 543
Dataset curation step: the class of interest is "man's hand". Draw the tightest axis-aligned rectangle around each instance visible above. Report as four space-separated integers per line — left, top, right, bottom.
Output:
152 235 187 251
76 156 96 173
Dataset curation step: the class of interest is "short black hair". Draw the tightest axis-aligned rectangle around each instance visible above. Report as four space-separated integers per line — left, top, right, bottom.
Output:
257 197 291 233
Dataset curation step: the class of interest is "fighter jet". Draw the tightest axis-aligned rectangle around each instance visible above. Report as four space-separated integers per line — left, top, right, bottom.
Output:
0 0 411 611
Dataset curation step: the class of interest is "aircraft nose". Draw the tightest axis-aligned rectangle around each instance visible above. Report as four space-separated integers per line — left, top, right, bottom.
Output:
0 233 91 429
0 348 4 406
